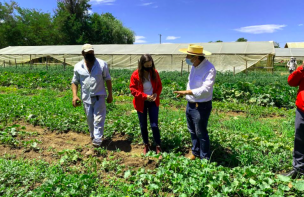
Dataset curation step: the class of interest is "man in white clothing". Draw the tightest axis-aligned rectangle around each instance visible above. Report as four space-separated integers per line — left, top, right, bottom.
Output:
71 44 113 147
174 44 216 160
287 57 297 74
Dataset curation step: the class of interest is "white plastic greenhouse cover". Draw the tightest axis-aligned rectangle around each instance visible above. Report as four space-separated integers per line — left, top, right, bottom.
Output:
0 41 275 73
275 48 304 61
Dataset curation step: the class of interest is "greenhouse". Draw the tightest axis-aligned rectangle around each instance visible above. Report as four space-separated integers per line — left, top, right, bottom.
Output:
0 41 275 74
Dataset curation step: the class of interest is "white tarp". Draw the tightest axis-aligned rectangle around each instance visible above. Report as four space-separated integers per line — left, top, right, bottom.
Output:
275 48 304 62
0 41 275 73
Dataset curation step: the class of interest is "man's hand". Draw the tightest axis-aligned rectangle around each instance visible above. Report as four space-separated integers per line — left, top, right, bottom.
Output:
107 94 113 103
151 93 157 101
72 96 81 107
173 90 192 98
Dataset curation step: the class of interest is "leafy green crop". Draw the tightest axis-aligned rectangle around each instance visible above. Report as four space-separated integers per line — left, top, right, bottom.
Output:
0 66 302 196
0 66 296 108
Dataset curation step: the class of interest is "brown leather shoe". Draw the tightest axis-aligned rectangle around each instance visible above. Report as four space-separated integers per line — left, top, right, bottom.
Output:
188 154 196 160
156 146 162 160
143 144 150 155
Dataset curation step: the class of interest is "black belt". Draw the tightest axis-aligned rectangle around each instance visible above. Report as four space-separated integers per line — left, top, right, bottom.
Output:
188 100 211 108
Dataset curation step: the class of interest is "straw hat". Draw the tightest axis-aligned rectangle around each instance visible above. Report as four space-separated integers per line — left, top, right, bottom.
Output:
179 44 211 56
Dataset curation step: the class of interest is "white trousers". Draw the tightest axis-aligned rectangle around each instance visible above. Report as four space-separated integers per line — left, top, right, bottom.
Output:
83 96 106 143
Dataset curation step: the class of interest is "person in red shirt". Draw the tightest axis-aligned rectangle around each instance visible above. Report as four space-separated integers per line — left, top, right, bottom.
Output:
285 64 304 178
130 54 163 157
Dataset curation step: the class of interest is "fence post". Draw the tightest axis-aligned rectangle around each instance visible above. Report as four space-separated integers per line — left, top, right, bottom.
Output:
181 60 183 76
233 67 235 76
45 56 48 70
64 58 66 71
30 55 32 70
245 60 248 75
3 61 5 68
130 55 131 70
15 58 17 68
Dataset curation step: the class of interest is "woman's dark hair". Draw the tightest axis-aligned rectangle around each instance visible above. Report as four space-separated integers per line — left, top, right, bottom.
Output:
138 54 156 83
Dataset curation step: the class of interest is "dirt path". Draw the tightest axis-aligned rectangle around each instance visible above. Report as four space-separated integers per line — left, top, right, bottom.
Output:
1 122 158 170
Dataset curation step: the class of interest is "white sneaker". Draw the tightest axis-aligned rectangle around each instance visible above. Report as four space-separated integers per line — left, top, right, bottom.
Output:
92 139 102 147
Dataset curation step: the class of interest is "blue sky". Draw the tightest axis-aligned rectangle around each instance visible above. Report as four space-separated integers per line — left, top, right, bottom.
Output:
2 0 304 47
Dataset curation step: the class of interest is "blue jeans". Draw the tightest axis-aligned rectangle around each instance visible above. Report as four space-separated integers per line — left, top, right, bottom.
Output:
186 101 212 159
293 108 304 172
137 101 161 145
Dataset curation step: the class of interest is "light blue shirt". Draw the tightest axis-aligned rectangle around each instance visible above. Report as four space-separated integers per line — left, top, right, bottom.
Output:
72 58 111 104
186 59 216 103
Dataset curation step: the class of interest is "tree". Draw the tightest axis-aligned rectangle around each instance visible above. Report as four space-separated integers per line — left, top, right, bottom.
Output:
54 0 91 44
0 1 57 47
216 40 223 42
81 12 134 44
0 1 19 48
56 0 91 19
236 37 247 42
14 8 58 46
54 0 134 44
274 42 280 48
0 0 135 48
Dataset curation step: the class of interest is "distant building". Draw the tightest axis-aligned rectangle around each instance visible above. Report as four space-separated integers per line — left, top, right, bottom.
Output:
284 42 304 48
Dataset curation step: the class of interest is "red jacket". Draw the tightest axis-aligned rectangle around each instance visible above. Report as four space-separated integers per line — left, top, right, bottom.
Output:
288 65 304 112
130 69 162 113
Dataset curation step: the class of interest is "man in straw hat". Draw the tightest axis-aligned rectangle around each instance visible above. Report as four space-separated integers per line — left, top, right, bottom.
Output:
71 44 113 147
174 44 216 160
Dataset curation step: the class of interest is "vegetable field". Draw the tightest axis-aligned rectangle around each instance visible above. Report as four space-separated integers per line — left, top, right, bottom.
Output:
0 66 303 196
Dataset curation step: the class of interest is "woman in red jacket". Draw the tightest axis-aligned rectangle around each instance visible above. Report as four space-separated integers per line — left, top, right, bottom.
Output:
284 64 304 178
130 54 162 156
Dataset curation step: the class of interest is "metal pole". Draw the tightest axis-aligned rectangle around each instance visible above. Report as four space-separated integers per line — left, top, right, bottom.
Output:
181 60 183 76
234 67 235 76
15 58 17 68
64 58 66 71
30 55 32 70
272 55 275 74
245 60 247 75
159 34 162 44
3 61 5 68
45 56 48 70
110 55 113 72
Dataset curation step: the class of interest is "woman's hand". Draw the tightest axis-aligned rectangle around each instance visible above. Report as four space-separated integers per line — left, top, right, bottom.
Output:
151 93 157 101
146 95 154 102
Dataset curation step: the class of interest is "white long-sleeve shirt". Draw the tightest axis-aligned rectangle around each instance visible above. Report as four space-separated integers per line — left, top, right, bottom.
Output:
287 60 297 71
186 59 216 102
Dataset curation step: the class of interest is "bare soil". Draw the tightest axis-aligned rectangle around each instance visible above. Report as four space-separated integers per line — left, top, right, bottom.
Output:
1 122 158 170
